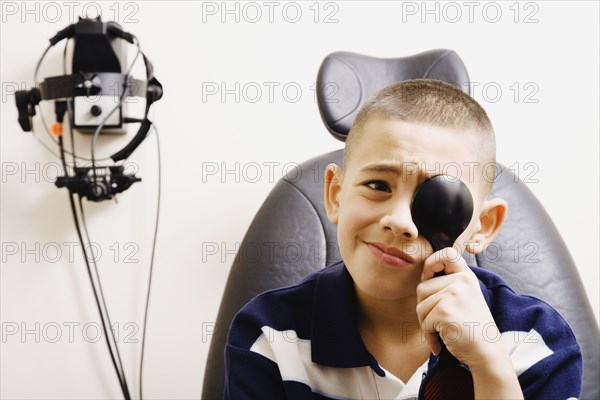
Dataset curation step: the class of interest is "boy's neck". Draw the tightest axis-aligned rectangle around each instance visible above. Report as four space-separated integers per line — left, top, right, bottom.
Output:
354 285 423 346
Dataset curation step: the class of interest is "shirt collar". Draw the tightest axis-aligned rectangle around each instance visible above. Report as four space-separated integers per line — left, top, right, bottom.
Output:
310 261 385 376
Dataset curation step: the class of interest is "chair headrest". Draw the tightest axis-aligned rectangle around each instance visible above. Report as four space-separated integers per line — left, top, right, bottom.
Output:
316 49 470 142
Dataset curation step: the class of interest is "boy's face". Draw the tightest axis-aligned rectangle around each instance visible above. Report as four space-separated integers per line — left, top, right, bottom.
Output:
325 114 501 301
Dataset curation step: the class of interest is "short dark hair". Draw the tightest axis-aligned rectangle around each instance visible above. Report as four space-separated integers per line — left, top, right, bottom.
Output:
344 79 496 197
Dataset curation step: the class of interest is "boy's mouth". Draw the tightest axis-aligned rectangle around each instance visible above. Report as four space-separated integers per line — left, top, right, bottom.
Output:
365 241 415 267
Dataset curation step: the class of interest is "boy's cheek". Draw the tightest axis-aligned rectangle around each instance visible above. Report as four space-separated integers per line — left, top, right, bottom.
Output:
338 199 375 227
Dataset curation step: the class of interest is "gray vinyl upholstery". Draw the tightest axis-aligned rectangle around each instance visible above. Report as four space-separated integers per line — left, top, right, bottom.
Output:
202 50 599 399
316 50 470 140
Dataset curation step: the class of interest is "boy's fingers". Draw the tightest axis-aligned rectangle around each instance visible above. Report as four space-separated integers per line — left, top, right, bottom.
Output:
421 260 445 281
420 308 443 356
416 279 448 306
421 247 467 281
416 292 447 353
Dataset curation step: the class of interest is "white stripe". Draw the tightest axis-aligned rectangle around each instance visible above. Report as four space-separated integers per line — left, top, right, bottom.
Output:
250 326 422 399
250 326 553 398
501 329 554 376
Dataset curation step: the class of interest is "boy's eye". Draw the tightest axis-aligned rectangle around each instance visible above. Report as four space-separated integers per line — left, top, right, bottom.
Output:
365 180 391 193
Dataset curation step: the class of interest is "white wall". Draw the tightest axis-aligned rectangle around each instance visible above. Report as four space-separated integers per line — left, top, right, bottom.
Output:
1 1 598 399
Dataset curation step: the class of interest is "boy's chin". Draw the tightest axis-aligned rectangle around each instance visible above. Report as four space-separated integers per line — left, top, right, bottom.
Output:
349 266 421 301
357 281 418 302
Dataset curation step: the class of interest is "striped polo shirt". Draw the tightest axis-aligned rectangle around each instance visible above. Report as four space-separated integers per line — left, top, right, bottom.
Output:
224 261 582 399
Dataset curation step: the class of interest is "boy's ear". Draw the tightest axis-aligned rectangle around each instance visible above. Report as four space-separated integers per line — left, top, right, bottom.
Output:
466 197 508 254
324 163 343 224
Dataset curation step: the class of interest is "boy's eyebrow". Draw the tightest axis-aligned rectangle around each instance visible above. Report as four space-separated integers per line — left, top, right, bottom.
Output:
358 161 435 183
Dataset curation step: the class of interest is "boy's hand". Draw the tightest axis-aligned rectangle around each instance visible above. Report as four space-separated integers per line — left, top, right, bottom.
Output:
415 247 506 369
416 247 524 398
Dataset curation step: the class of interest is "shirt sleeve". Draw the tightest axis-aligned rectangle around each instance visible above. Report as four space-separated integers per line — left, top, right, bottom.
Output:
479 272 583 400
518 340 582 399
511 299 582 400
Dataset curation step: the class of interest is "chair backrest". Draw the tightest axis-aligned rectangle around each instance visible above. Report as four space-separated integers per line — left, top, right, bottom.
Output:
202 50 599 399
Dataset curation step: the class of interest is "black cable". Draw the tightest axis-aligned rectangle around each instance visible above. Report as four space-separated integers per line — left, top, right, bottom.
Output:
138 122 161 400
80 36 143 397
78 196 132 399
58 135 131 400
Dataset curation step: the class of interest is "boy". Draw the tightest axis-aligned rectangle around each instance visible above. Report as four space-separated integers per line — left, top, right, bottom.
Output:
224 80 582 399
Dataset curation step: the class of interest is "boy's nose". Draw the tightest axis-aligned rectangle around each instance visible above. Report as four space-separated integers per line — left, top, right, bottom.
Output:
379 201 419 239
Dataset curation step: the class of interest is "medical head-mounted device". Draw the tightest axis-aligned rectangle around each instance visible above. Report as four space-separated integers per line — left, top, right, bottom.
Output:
15 16 163 201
